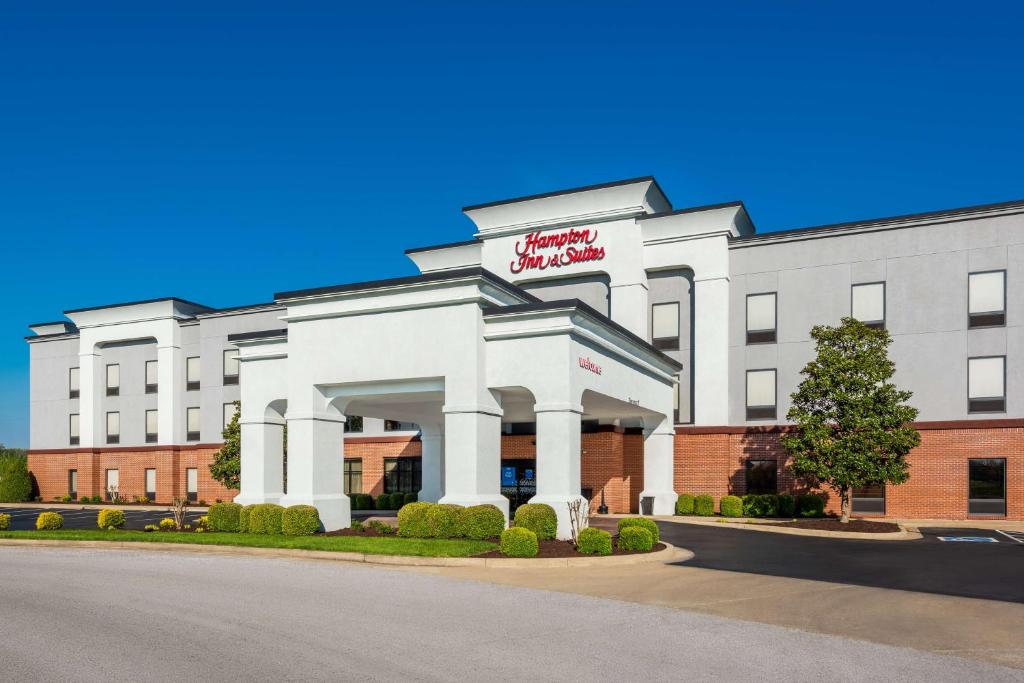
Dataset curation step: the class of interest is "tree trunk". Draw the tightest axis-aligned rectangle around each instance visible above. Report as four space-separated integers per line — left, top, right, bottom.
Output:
840 487 851 523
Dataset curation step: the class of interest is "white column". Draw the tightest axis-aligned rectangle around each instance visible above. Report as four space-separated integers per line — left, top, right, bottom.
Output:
280 411 350 531
609 281 648 338
418 423 444 503
638 424 677 515
156 342 183 445
693 276 730 425
438 405 508 522
529 404 587 540
78 349 103 447
234 417 285 505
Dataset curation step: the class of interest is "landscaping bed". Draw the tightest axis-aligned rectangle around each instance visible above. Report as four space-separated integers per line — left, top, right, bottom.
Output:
479 538 665 559
763 519 900 533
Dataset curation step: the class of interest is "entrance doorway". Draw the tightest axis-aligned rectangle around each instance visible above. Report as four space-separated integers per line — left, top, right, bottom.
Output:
500 459 536 514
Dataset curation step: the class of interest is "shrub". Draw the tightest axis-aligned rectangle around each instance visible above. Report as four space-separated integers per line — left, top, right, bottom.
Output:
350 493 374 511
426 503 464 539
60 494 73 503
197 515 209 529
742 494 780 518
208 502 242 532
247 503 284 534
617 517 660 544
282 505 321 536
403 492 418 506
159 517 176 530
36 511 63 530
576 527 612 555
379 493 402 510
397 502 434 537
0 513 9 530
369 520 395 535
143 524 158 532
500 527 538 557
457 504 505 540
350 518 364 532
617 526 653 552
198 500 207 507
97 508 125 529
513 504 557 541
134 496 150 504
720 495 743 518
693 495 714 516
0 454 33 503
238 505 254 532
675 493 695 515
777 494 796 517
797 494 825 518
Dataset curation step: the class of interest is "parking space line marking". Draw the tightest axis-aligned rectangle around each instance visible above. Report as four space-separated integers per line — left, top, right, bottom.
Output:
996 530 1024 544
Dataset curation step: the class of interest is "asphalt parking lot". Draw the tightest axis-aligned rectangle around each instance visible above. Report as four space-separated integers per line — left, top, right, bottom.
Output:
1 506 208 530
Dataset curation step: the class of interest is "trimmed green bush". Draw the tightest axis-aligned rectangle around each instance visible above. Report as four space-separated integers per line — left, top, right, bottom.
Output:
457 504 505 540
500 527 538 557
238 505 254 533
208 502 242 532
403 492 418 506
777 494 796 517
694 495 714 516
720 495 743 518
0 454 33 503
675 493 695 515
97 508 125 529
617 526 653 552
426 503 464 539
247 503 284 534
282 505 320 536
797 494 825 518
0 513 9 530
397 502 434 538
742 494 780 518
513 503 557 541
380 493 405 510
576 527 612 555
617 517 660 544
36 511 63 530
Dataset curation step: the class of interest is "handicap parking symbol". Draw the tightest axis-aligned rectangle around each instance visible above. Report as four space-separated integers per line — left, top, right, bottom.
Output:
937 536 999 543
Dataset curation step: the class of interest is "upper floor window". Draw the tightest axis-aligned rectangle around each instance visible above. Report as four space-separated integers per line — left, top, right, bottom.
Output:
69 367 80 399
222 403 237 429
968 356 1005 413
145 360 158 394
746 369 777 420
346 415 364 433
968 270 1006 328
145 409 158 444
106 364 120 397
223 349 240 385
746 293 777 344
69 413 80 446
186 357 200 391
384 419 402 432
651 302 680 351
851 282 885 329
186 407 201 441
106 411 120 445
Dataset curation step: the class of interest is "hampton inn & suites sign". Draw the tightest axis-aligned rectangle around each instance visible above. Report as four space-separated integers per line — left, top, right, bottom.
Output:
509 227 606 274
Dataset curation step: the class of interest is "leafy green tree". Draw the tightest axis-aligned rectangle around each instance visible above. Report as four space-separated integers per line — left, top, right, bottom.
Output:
781 318 920 523
209 401 241 490
0 452 33 502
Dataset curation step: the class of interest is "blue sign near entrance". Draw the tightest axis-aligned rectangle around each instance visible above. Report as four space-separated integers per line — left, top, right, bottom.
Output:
501 466 517 487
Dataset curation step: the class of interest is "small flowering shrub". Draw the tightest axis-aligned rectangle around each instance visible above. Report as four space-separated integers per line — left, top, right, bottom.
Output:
0 513 10 530
97 508 126 529
36 512 64 530
143 524 158 532
60 494 73 503
158 518 176 530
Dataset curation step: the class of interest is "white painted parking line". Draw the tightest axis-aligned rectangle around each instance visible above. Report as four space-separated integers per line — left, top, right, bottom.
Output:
937 536 999 543
996 530 1024 544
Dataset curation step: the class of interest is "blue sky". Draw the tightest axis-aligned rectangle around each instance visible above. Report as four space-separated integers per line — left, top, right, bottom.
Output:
2 2 1022 447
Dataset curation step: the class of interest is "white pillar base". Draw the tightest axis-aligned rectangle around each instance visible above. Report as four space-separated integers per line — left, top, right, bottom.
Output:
638 490 677 516
438 493 509 524
233 493 284 506
279 493 351 532
528 494 589 540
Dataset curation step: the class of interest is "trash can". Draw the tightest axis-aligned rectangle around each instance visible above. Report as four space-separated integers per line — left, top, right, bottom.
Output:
640 496 654 516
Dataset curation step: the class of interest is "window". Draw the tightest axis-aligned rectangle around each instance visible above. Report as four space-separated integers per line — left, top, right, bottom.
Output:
852 483 886 514
745 460 778 494
651 302 680 350
69 414 79 446
145 468 156 500
186 356 200 391
105 469 119 501
851 282 885 329
344 459 363 495
968 270 1006 328
384 457 421 494
673 373 681 424
968 356 1005 413
968 458 1006 515
223 349 239 385
346 415 363 433
223 403 237 429
145 409 158 443
106 364 120 396
186 407 201 441
68 469 78 499
145 360 158 394
186 468 198 502
384 419 402 432
745 369 777 420
106 411 120 445
746 292 777 344
69 367 80 399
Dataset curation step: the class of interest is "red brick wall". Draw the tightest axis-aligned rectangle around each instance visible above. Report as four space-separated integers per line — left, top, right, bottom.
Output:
344 437 421 496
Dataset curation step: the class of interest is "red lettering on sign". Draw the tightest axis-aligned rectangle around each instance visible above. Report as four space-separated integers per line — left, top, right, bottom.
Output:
510 227 605 274
578 357 602 375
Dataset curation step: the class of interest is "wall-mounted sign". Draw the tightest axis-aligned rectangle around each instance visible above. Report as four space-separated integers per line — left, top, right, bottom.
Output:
510 227 606 274
578 356 602 375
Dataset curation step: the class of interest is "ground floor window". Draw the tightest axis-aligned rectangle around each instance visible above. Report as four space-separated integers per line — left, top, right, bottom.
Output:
105 469 119 500
384 457 420 494
145 468 156 500
852 483 885 514
745 459 777 494
68 469 77 499
968 458 1006 515
344 459 362 495
186 468 198 502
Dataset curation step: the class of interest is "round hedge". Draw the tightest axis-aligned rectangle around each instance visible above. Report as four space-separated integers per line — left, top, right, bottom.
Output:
403 492 418 506
426 503 464 539
0 513 9 530
208 502 242 532
500 527 538 557
512 503 557 541
457 504 505 540
616 517 660 544
720 495 743 518
97 508 125 529
576 527 612 556
397 502 434 538
36 511 63 530
0 455 32 503
675 493 695 516
617 526 653 552
282 505 320 536
247 503 284 534
694 494 715 517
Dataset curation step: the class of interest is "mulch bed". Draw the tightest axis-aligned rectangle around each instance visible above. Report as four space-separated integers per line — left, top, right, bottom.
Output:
478 539 665 559
322 527 395 538
763 519 901 533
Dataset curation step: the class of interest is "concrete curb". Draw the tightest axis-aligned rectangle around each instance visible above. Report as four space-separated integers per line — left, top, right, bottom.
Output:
603 514 921 541
0 538 692 568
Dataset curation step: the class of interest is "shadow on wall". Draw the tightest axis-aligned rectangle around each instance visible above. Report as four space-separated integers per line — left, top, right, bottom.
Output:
731 427 833 509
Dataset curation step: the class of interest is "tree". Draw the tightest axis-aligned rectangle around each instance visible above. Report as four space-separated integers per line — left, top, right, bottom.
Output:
781 317 920 523
0 452 33 503
209 401 241 490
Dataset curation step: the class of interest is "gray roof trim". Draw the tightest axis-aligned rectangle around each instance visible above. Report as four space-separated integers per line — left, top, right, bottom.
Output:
64 296 213 315
227 328 288 343
404 238 482 255
461 176 669 213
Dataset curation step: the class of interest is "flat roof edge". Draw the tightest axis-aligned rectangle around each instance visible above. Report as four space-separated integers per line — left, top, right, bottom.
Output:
461 176 664 213
64 296 213 315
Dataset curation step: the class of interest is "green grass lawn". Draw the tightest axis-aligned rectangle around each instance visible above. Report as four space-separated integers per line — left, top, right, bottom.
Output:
0 530 497 557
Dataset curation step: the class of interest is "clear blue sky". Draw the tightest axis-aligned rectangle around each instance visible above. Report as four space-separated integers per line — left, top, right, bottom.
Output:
2 2 1022 447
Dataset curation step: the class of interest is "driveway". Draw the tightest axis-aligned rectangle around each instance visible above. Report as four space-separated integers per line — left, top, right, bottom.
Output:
0 506 207 530
1 547 1020 682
